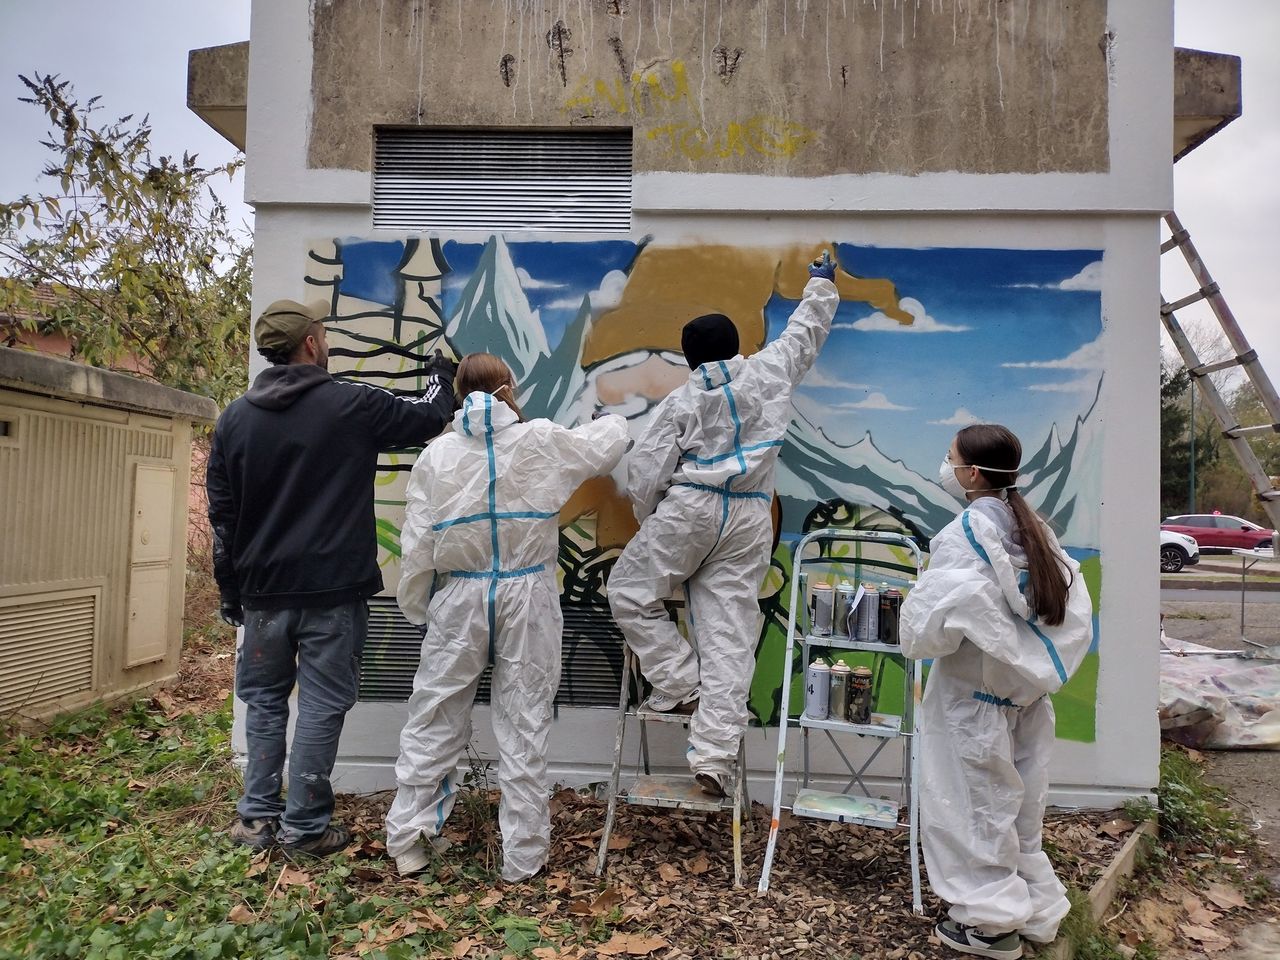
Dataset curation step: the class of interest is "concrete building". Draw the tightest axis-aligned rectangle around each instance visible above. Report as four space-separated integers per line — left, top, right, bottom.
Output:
189 1 1240 806
0 348 218 717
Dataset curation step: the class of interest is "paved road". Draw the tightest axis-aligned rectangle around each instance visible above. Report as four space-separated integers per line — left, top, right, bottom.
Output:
1162 587 1280 603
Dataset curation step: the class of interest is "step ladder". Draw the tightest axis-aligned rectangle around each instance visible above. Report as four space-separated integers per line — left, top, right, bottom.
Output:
595 644 750 887
1161 212 1280 535
756 528 924 915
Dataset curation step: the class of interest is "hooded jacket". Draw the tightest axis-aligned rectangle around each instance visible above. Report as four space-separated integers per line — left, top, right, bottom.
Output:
206 363 454 610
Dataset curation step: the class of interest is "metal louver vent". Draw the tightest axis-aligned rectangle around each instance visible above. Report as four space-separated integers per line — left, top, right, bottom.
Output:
0 591 96 712
359 597 623 707
373 128 632 233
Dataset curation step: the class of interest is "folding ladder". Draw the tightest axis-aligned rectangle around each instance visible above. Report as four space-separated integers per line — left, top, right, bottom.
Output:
756 528 923 914
595 641 750 887
1161 212 1280 534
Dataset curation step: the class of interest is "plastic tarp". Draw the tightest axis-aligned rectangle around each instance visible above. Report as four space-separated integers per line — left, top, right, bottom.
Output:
1160 634 1280 749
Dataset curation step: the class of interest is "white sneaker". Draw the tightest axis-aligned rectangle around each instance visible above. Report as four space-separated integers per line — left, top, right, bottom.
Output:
640 689 699 714
395 846 428 876
695 771 727 798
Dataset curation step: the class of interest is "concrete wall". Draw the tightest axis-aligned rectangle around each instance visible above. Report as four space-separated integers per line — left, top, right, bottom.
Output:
239 0 1172 806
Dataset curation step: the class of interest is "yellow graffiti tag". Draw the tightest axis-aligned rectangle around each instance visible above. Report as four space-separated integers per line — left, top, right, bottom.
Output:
646 116 814 161
564 59 693 119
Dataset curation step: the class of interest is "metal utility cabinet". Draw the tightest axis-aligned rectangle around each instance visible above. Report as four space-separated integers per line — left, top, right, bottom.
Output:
0 348 218 718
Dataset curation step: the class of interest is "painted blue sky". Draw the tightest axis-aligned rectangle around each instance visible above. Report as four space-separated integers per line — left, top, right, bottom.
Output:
771 244 1104 472
434 239 1103 476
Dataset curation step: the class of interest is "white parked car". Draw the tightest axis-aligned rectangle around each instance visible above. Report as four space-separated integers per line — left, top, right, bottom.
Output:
1160 529 1201 573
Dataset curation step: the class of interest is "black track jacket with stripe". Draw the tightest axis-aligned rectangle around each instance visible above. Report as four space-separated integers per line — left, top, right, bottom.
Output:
207 363 454 610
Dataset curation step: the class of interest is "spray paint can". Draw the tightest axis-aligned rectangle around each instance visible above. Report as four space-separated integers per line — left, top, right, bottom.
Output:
804 657 831 720
811 582 834 637
828 661 852 721
850 665 874 724
879 588 903 645
862 584 880 645
833 582 855 638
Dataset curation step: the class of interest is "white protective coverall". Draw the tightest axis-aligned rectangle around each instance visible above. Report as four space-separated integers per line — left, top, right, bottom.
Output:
608 277 839 778
386 393 628 881
900 496 1093 942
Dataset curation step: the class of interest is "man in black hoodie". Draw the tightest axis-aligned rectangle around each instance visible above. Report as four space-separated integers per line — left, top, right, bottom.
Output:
207 299 456 856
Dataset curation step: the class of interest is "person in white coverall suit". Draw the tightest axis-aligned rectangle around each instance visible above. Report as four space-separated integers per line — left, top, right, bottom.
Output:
900 424 1093 960
386 354 629 881
607 251 841 798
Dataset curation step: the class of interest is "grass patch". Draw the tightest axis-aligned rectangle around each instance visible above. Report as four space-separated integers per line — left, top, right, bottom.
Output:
0 698 525 960
1123 748 1253 859
1162 610 1230 621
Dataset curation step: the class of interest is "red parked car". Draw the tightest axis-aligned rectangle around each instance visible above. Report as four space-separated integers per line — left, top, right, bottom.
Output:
1161 513 1276 552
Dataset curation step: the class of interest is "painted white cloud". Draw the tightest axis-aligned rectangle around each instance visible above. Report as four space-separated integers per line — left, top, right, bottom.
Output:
835 297 970 333
1001 334 1104 370
1028 375 1101 393
831 392 915 411
543 269 628 312
929 407 981 426
1007 260 1104 292
516 267 564 291
801 365 875 390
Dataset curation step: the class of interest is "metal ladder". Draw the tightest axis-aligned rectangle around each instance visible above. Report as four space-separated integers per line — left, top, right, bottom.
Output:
1161 212 1280 533
595 642 750 887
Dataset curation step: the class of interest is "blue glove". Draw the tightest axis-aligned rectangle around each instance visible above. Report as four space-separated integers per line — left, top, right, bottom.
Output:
809 249 837 282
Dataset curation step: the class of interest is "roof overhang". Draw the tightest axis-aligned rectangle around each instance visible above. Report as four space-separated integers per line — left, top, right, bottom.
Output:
1173 47 1242 161
187 41 248 151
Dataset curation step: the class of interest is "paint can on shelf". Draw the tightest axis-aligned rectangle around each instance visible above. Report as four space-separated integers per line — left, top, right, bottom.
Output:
833 582 855 638
879 588 902 645
804 657 830 720
862 584 880 644
828 661 852 721
850 665 874 724
811 581 834 637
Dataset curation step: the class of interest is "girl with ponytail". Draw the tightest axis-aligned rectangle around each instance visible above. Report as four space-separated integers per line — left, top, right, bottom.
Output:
901 423 1094 959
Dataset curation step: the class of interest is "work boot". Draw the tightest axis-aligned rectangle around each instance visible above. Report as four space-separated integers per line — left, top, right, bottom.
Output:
640 689 699 715
935 920 1023 960
228 817 278 850
695 771 726 799
281 823 351 859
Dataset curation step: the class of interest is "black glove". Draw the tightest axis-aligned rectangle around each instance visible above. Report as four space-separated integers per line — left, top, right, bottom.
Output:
809 248 837 282
425 349 458 385
220 597 244 628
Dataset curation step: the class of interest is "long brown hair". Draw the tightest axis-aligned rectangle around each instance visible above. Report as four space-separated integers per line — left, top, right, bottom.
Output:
455 353 525 420
955 423 1071 626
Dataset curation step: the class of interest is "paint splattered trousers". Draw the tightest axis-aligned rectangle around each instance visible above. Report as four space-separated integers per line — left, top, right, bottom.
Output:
235 601 367 843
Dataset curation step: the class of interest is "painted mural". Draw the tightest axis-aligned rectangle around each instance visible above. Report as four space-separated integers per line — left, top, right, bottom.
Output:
304 237 1104 742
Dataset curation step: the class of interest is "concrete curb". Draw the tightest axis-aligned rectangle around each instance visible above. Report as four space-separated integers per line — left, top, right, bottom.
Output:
1162 578 1280 592
1037 819 1158 959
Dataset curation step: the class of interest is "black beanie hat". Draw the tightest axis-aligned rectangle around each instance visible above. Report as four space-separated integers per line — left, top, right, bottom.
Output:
681 313 740 370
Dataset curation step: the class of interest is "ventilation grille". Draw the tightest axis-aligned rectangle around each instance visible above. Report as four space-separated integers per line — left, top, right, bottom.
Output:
0 591 96 712
359 597 624 707
373 128 632 233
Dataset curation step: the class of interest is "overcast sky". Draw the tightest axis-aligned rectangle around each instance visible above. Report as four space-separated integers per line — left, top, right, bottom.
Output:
0 1 1275 374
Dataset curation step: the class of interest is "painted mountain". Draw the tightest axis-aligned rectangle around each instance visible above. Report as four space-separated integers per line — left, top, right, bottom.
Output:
445 236 550 382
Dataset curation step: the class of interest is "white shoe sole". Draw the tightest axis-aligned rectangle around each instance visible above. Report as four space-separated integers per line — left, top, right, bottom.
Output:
395 844 430 876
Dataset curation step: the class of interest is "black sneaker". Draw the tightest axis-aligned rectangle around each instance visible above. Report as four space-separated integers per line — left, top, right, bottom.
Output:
228 817 278 850
935 920 1023 960
281 823 351 859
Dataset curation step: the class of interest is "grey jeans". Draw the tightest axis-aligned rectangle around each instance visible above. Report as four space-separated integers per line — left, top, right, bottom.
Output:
235 601 366 842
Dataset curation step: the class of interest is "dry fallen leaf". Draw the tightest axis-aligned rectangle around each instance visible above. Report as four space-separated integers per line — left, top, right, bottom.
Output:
227 903 255 925
1204 882 1247 911
546 872 571 894
687 854 711 875
569 886 624 918
412 907 449 931
477 890 503 908
1182 895 1221 927
607 834 633 850
452 936 477 958
1099 818 1136 839
595 932 669 957
656 862 681 883
1179 923 1232 948
245 853 271 878
278 865 312 888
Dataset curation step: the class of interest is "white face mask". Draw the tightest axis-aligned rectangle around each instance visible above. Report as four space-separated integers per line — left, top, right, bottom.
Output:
939 458 969 500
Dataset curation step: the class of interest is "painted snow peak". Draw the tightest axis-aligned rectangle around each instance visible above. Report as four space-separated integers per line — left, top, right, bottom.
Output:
304 236 1104 740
